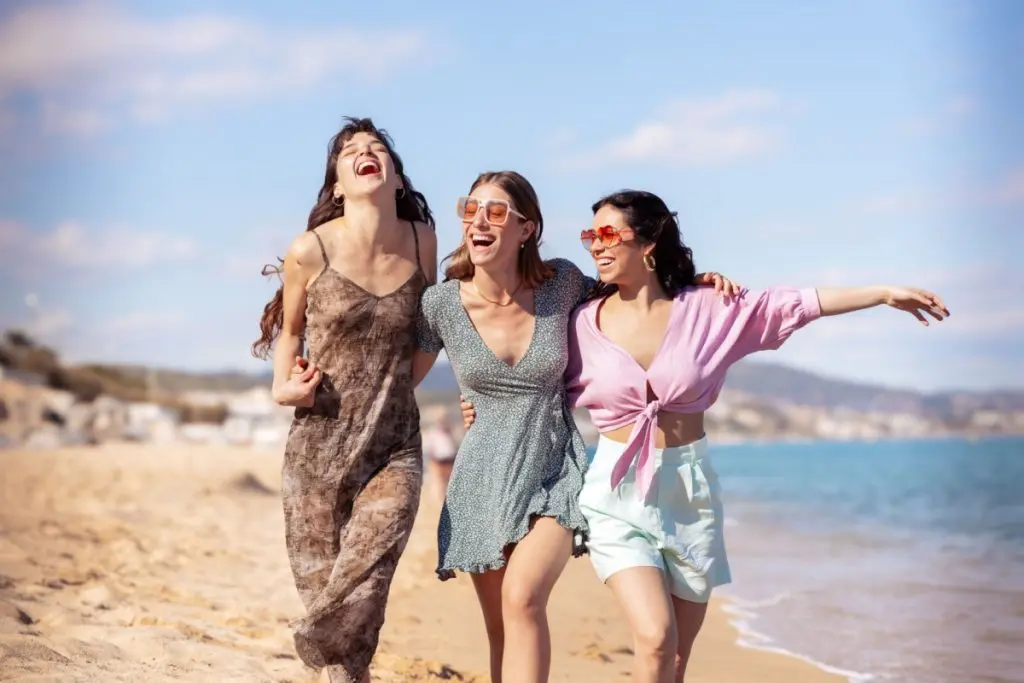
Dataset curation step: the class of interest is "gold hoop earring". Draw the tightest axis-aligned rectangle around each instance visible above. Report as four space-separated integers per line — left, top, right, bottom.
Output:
332 195 344 207
396 187 406 199
643 253 656 271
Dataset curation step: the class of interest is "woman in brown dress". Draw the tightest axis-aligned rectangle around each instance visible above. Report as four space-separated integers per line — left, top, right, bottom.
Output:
252 117 437 683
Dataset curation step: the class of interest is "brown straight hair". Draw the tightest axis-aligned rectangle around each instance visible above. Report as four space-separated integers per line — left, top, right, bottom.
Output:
442 170 554 287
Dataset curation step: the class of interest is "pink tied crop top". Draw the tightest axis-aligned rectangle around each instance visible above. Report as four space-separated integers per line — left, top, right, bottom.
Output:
565 285 822 502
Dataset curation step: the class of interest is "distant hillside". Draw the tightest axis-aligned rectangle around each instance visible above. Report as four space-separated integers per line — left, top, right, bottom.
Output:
67 360 1024 419
4 322 1019 420
84 365 274 393
725 361 1024 417
417 359 1024 419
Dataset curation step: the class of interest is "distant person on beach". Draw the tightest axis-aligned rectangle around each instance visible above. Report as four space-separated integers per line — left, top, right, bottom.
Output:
252 117 437 683
413 170 738 683
463 188 949 682
421 406 458 506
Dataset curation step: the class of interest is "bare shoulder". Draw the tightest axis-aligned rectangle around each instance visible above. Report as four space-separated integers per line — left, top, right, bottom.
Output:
412 220 437 282
285 230 327 274
411 220 437 248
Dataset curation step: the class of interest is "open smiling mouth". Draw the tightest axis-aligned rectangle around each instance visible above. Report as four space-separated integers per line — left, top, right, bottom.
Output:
355 158 381 176
470 234 496 248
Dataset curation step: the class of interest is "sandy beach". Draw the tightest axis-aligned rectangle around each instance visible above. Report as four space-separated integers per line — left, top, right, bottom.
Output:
0 443 842 682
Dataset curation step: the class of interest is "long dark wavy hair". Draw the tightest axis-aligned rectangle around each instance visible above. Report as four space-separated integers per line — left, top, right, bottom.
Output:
586 190 698 301
251 117 434 359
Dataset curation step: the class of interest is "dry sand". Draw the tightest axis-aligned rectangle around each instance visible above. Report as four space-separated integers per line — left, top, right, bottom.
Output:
0 443 842 682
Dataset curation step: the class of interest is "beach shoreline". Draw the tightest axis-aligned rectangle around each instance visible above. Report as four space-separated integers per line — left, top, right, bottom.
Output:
0 443 843 682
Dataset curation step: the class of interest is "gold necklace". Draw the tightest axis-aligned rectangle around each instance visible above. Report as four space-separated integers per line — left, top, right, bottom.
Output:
471 278 523 307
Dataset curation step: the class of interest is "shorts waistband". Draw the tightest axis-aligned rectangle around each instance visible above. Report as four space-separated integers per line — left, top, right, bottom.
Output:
595 433 709 465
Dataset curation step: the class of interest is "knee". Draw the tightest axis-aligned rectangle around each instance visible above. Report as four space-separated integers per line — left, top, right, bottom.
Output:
633 621 677 663
501 581 547 623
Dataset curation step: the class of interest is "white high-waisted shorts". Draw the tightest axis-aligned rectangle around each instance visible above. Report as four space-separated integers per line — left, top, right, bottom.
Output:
579 435 731 603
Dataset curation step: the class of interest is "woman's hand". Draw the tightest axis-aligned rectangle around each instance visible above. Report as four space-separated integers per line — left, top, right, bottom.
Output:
459 394 476 430
273 356 322 407
696 271 743 297
884 286 950 325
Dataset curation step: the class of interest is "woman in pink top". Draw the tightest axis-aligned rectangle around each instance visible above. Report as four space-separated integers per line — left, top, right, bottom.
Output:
565 189 949 682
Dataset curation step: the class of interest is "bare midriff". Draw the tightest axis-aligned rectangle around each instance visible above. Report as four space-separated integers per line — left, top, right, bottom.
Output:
601 410 706 448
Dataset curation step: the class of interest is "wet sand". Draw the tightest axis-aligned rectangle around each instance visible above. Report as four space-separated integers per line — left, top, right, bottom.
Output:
0 444 842 681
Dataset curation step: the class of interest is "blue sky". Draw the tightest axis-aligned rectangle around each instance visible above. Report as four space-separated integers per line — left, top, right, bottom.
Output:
0 0 1021 391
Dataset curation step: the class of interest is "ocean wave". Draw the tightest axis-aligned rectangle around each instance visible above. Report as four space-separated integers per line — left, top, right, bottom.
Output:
720 597 877 683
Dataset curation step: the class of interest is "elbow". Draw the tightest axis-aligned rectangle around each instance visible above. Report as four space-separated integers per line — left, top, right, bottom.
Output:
271 384 289 406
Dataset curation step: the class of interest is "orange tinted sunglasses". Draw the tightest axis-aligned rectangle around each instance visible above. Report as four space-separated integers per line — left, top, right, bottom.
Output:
580 225 635 250
456 196 525 226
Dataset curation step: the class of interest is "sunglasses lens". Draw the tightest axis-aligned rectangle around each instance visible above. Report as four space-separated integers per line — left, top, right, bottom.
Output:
486 202 509 224
458 198 479 220
597 226 622 247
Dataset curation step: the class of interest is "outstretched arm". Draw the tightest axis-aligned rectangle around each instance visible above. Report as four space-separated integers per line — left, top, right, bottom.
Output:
713 281 949 363
816 286 949 325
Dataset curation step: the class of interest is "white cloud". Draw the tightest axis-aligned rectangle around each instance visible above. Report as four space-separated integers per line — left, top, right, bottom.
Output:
21 308 74 339
104 311 186 336
861 166 1024 215
2 220 198 276
903 95 978 137
40 101 107 137
0 220 21 249
1 302 191 366
0 3 430 136
558 89 786 169
219 225 294 279
991 167 1024 205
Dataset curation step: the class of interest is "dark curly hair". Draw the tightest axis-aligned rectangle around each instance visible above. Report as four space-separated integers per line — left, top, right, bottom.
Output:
586 189 698 301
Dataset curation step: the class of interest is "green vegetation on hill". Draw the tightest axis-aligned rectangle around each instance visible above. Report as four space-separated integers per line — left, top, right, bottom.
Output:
4 328 1021 422
1 331 141 402
0 331 230 424
96 365 273 393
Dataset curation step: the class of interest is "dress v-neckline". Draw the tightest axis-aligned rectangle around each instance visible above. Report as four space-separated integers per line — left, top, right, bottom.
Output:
312 266 421 300
590 295 677 374
455 280 540 370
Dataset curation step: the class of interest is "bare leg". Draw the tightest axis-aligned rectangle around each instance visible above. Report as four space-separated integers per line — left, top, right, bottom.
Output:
436 460 454 503
429 459 454 507
471 567 506 683
605 567 677 683
500 516 572 683
671 597 708 682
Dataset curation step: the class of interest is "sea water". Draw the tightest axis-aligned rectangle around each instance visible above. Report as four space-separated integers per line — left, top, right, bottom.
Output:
705 436 1024 682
